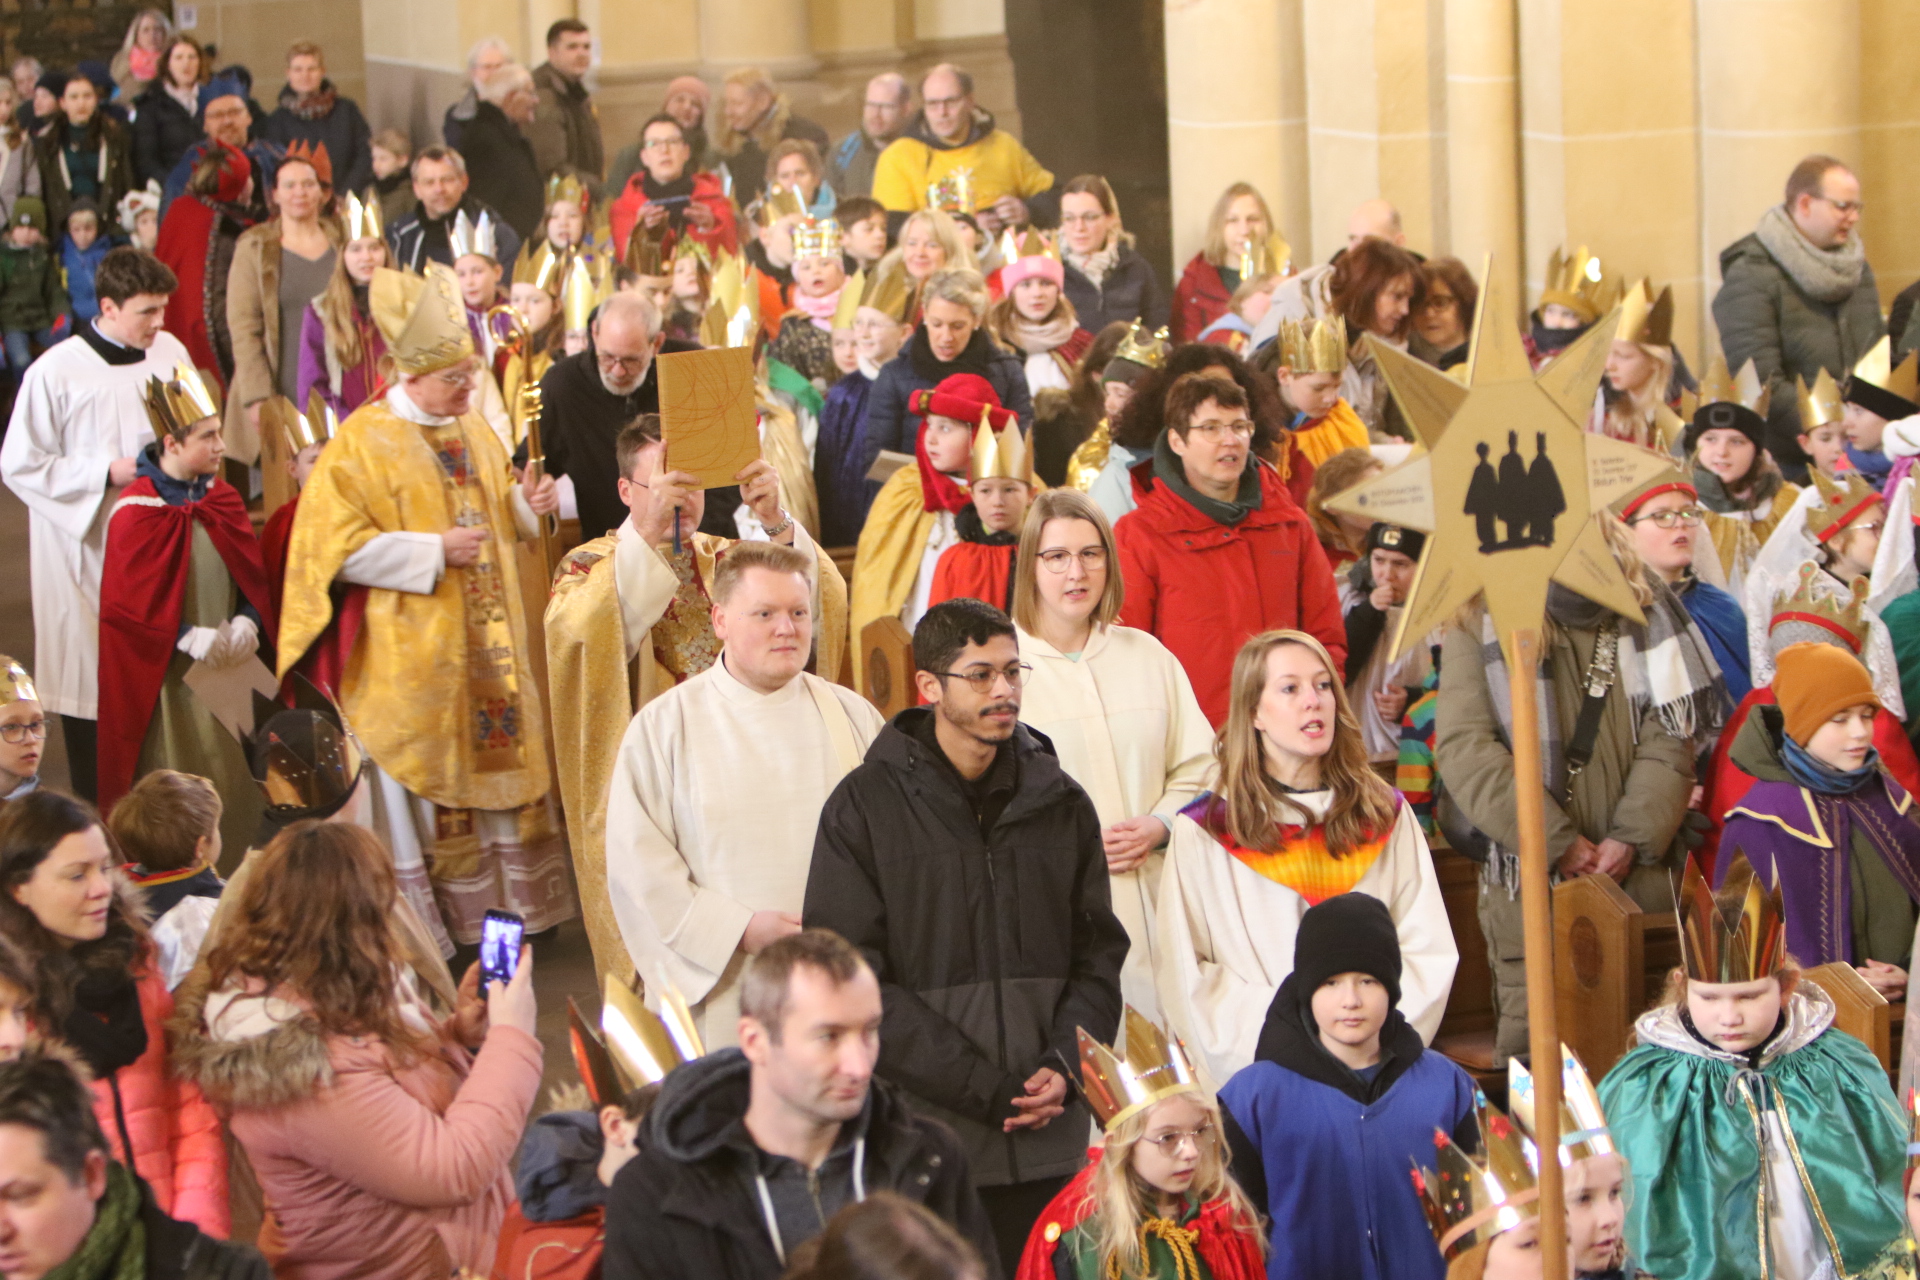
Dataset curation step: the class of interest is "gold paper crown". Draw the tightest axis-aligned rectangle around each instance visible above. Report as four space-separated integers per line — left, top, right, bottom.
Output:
1280 316 1349 375
755 183 808 227
338 189 383 243
1851 334 1920 409
1075 1006 1200 1131
600 972 704 1088
701 253 761 349
1538 245 1610 322
625 223 667 277
0 656 36 707
1696 353 1773 418
1236 232 1290 281
673 237 713 268
144 363 221 443
1008 228 1055 262
511 239 563 291
1112 320 1170 371
1614 278 1674 347
833 268 866 331
1507 1045 1613 1167
1412 1095 1541 1261
927 167 975 215
1811 466 1885 544
1770 561 1871 652
856 258 912 323
262 390 336 455
971 408 1033 485
449 209 498 263
545 172 589 213
1797 368 1846 430
1676 851 1786 984
791 216 841 262
370 264 476 375
560 255 600 333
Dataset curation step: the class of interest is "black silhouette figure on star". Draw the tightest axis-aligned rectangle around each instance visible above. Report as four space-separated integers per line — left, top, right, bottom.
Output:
1465 440 1501 553
1496 430 1530 547
1525 431 1564 546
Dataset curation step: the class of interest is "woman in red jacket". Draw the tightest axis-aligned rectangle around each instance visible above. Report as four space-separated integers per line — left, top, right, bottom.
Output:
0 789 228 1236
1172 183 1276 343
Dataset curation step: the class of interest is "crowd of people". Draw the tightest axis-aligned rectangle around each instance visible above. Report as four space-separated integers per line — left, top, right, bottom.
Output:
0 17 1918 1280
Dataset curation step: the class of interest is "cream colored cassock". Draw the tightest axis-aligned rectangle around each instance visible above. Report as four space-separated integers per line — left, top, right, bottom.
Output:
0 328 193 719
604 649 882 1049
1015 624 1213 1020
1154 790 1456 1087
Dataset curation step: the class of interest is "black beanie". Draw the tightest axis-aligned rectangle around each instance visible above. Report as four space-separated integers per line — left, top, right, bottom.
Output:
1682 399 1767 455
1292 893 1402 1009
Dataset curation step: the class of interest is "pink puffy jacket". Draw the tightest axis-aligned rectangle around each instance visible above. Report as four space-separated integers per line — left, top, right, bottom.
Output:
92 959 230 1237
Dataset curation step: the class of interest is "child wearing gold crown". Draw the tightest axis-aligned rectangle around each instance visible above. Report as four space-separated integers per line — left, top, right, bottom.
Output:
1598 852 1909 1280
1687 354 1804 599
1260 315 1370 470
927 412 1032 615
767 215 848 387
1411 1093 1544 1280
1014 1008 1265 1280
0 655 44 800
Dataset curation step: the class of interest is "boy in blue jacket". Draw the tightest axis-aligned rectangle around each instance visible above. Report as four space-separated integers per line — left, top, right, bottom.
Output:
1220 892 1476 1280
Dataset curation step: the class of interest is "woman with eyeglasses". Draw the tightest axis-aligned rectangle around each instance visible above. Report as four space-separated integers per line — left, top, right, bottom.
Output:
0 655 44 801
1616 475 1752 701
1010 490 1212 1019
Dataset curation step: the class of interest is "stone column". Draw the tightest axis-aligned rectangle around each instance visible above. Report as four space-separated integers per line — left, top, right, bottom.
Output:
699 0 820 76
1444 0 1521 316
1860 0 1920 307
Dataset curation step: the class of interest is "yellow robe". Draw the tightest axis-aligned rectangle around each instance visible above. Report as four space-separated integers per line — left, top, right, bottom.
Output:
545 529 849 983
1704 482 1804 592
279 398 551 812
850 465 936 690
1291 397 1372 469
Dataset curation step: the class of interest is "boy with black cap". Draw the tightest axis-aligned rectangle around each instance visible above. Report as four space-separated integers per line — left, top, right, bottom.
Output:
1219 893 1476 1280
1341 521 1433 767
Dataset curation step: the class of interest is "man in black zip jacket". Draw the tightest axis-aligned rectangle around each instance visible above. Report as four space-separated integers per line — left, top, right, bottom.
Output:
803 597 1128 1275
603 930 997 1280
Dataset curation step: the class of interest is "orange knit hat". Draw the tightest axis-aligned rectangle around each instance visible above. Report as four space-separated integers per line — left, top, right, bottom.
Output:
1774 641 1880 745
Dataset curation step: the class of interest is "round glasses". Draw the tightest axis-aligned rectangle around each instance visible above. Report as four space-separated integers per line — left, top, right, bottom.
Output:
1036 548 1107 573
0 719 47 745
1627 506 1707 530
1141 1124 1216 1154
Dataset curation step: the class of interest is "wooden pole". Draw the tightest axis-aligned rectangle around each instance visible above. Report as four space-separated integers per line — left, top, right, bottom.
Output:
1507 626 1566 1277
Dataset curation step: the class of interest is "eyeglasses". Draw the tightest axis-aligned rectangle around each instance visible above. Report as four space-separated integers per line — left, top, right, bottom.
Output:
429 362 479 386
923 95 968 111
0 719 47 745
1420 293 1456 310
1059 212 1106 226
1815 193 1865 216
598 352 651 373
1037 548 1107 573
1627 506 1707 529
935 662 1031 694
1187 419 1256 441
641 136 686 152
1141 1124 1216 1155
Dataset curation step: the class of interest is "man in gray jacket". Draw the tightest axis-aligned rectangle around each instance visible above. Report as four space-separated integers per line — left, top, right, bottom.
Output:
1712 154 1883 478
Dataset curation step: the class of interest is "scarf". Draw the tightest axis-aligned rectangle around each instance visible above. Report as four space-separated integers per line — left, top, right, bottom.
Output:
913 429 970 515
1692 458 1782 515
1151 428 1260 526
999 310 1078 356
63 960 149 1077
1753 202 1866 303
792 283 842 329
1064 240 1119 287
44 1162 144 1280
287 82 338 122
1781 734 1882 794
128 46 160 83
907 326 996 383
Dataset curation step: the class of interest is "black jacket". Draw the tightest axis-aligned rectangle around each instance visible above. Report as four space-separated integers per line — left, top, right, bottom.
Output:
1062 243 1168 335
804 709 1128 1187
261 81 373 194
386 194 522 272
457 101 543 241
131 84 200 189
859 328 1034 481
141 1179 271 1280
603 1049 998 1280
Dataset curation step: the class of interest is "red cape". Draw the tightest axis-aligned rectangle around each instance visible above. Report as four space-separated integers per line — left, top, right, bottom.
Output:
97 474 277 812
929 541 1016 613
258 496 297 624
154 195 248 389
262 492 368 709
1014 1150 1266 1280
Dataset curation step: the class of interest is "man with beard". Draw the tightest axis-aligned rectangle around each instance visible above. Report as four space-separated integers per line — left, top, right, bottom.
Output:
602 930 996 1280
804 597 1127 1275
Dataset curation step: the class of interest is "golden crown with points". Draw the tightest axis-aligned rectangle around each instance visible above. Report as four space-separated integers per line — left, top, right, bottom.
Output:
701 252 760 349
674 236 714 269
261 390 336 455
1696 353 1773 418
449 208 498 263
626 223 668 277
1507 1045 1613 1167
546 172 589 214
1676 851 1787 985
1236 232 1289 281
1010 228 1055 262
833 268 866 331
599 972 704 1090
1076 1006 1200 1131
1811 466 1885 544
1280 315 1349 376
1112 320 1170 371
370 264 476 375
511 239 563 292
0 656 35 707
1412 1095 1541 1261
1853 335 1920 406
971 408 1034 486
791 216 841 262
1798 368 1846 430
144 363 221 443
1769 561 1871 653
1538 245 1611 323
856 258 913 324
927 167 975 215
560 254 600 333
338 189 382 243
1614 278 1674 348
755 183 809 228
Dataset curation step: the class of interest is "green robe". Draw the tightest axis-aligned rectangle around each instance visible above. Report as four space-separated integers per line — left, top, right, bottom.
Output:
1598 988 1907 1280
1055 1195 1213 1280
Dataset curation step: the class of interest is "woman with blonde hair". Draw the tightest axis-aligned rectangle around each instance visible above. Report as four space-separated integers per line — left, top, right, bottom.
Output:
1594 288 1682 452
297 197 389 416
1172 182 1276 343
1012 490 1213 1019
110 8 172 103
886 207 976 320
1153 629 1456 1084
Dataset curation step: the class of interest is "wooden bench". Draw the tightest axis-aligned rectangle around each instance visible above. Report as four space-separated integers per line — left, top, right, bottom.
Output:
1429 844 1502 1093
860 616 915 717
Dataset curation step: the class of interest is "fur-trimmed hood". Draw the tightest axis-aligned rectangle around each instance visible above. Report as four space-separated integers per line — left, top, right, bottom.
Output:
711 93 795 158
167 971 335 1111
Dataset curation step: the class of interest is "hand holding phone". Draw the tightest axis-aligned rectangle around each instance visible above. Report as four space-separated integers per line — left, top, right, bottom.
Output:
480 910 525 988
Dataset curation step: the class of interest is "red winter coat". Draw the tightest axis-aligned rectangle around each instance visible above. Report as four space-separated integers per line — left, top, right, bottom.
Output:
1115 460 1345 726
1172 254 1232 345
1014 1150 1265 1280
96 957 230 1238
607 170 738 262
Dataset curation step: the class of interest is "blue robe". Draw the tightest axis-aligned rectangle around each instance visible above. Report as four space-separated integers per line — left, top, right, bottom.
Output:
1679 576 1751 702
816 369 878 547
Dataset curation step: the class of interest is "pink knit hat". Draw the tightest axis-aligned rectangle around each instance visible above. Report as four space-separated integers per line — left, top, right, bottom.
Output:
665 76 710 108
1000 252 1063 292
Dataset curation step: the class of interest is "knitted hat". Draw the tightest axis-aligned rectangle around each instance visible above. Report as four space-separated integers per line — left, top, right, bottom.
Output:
197 75 248 112
1292 893 1402 1010
1363 522 1426 561
33 70 65 100
64 197 100 229
1683 399 1767 455
664 76 710 109
1775 641 1880 746
10 196 45 234
908 373 1017 430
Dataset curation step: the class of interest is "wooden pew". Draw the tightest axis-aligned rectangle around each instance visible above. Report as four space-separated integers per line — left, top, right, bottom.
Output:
1430 844 1502 1093
860 616 915 717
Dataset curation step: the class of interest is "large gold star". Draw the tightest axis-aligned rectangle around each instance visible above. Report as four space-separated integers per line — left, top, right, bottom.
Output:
1327 262 1674 663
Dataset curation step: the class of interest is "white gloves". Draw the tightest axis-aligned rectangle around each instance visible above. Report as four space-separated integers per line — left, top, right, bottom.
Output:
204 616 260 669
176 626 220 662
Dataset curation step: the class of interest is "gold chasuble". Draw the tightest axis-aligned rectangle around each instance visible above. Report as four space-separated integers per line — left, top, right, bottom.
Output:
849 465 935 689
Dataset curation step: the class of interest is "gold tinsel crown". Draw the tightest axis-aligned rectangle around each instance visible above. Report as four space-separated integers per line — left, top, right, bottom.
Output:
1676 851 1786 984
1280 315 1349 375
1076 1006 1200 1131
262 390 336 455
1797 368 1846 430
0 656 36 707
1770 561 1871 653
511 239 563 291
599 972 705 1089
1538 245 1613 323
1810 466 1885 544
338 189 382 243
370 264 476 375
791 216 841 262
1696 353 1773 418
1614 278 1674 347
927 167 975 215
971 408 1034 485
1507 1045 1613 1167
1112 320 1170 370
144 363 221 443
1412 1095 1541 1261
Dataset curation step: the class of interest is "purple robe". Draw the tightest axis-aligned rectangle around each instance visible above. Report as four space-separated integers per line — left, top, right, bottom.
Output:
295 303 386 420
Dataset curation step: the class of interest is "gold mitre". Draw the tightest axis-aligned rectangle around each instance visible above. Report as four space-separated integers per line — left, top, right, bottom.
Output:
626 223 668 277
1614 278 1674 347
545 171 589 213
449 208 498 263
971 407 1034 485
1280 316 1348 375
1236 232 1290 281
857 259 912 323
756 183 808 227
0 656 36 707
1810 466 1885 544
1076 1006 1200 1131
144 363 221 442
927 166 975 215
559 255 600 333
512 239 562 291
1539 245 1607 323
1696 353 1773 418
370 264 475 375
338 189 383 243
1113 320 1170 371
1769 562 1871 653
1675 851 1786 984
1797 367 1846 430
1507 1045 1613 1167
833 268 866 330
1413 1095 1541 1261
262 390 336 455
600 972 704 1089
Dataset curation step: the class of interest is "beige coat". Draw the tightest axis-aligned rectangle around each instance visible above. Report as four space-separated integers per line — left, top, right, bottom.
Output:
224 217 342 463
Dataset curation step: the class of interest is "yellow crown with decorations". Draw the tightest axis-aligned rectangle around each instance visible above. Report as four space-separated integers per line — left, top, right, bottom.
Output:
855 258 913 323
833 268 866 331
1076 1006 1200 1131
1676 851 1786 984
0 656 36 707
338 189 383 243
791 216 841 262
626 223 668 277
545 172 589 214
927 167 975 215
370 264 475 375
1413 1095 1541 1261
673 237 714 270
1614 278 1674 347
262 389 337 455
997 227 1055 264
511 239 563 291
599 972 704 1089
1538 245 1611 323
1235 232 1290 281
1797 368 1846 430
448 208 498 263
1810 466 1885 544
1280 315 1349 375
1696 353 1773 418
971 407 1034 485
1769 562 1872 654
1507 1045 1613 1167
1112 320 1170 371
144 363 221 443
755 183 808 228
